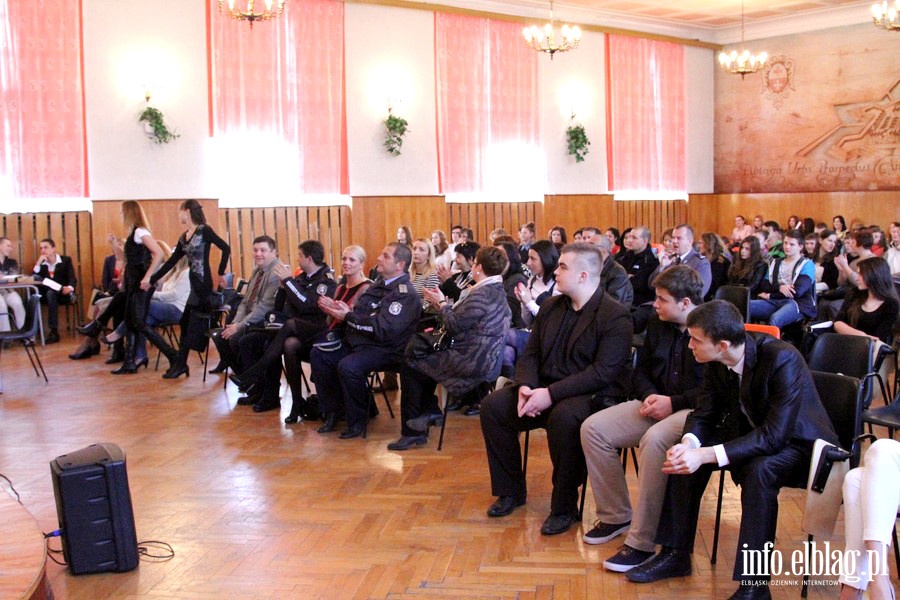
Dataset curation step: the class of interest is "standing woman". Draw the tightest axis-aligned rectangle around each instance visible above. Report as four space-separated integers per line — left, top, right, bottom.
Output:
112 201 179 374
150 199 231 379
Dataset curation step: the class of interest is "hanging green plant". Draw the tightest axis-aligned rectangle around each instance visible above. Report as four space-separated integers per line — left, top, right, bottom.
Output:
139 104 179 145
383 109 408 156
566 119 590 163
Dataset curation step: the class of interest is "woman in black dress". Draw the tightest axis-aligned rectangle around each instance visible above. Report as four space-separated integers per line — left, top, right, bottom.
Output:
150 199 231 379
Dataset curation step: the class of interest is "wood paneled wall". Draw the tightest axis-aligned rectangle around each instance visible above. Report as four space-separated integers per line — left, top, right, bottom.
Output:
10 190 894 296
687 192 900 238
1 212 93 303
220 205 351 278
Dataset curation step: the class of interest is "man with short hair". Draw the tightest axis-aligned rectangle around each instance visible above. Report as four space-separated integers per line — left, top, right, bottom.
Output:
312 243 422 439
32 238 77 343
626 300 837 600
480 242 632 536
749 230 816 329
617 226 659 332
580 266 705 572
588 232 634 307
229 239 337 413
0 237 26 333
208 236 282 379
648 224 712 298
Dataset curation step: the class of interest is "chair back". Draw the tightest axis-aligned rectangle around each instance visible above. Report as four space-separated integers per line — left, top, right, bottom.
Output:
22 294 41 338
807 333 873 380
715 285 751 323
810 370 864 467
745 323 780 339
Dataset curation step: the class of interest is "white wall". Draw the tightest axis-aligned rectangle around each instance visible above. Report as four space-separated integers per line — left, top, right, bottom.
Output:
73 1 714 207
345 5 439 196
82 0 210 201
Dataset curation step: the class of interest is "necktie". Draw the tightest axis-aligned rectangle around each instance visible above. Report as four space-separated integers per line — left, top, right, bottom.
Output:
674 255 682 265
245 269 263 309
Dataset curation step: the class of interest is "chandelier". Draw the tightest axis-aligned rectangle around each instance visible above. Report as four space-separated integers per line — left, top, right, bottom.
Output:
218 0 286 28
718 0 767 78
523 0 581 60
872 0 900 30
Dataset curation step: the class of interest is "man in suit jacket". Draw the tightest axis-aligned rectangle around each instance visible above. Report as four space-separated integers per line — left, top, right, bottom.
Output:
580 266 705 572
589 231 634 307
648 224 712 298
32 238 77 343
211 235 282 377
626 300 838 600
480 242 632 536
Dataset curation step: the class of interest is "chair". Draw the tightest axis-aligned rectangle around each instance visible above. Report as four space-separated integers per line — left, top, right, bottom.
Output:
715 285 751 323
435 352 504 451
0 295 48 383
362 371 395 439
808 333 887 410
744 323 781 339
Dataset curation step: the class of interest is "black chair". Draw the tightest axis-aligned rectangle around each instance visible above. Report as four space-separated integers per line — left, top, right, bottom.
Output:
362 371 395 439
0 295 48 383
714 285 751 323
807 333 887 410
435 352 504 451
708 371 865 598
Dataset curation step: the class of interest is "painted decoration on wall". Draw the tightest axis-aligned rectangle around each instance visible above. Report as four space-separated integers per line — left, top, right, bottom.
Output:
715 24 900 193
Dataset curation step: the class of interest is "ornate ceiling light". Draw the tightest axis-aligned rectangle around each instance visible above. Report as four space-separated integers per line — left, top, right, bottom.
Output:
718 0 768 78
218 0 286 28
523 0 581 60
872 0 900 30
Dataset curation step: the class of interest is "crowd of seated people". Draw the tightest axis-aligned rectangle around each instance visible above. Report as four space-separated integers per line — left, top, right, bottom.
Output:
22 207 899 598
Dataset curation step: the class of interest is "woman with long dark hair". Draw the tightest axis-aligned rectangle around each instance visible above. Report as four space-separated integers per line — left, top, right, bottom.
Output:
813 229 840 294
112 201 179 374
515 240 559 327
833 215 848 241
149 199 231 379
699 232 732 302
727 235 768 298
834 257 899 345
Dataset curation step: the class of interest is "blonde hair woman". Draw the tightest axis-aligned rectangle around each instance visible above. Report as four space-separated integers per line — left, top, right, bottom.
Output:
411 238 440 306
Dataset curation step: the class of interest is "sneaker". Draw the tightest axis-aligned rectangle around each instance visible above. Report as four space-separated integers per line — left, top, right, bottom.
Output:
603 544 655 572
582 520 630 545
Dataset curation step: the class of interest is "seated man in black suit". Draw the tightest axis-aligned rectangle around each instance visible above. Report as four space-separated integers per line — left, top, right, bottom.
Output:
32 238 77 343
480 242 632 536
626 300 838 600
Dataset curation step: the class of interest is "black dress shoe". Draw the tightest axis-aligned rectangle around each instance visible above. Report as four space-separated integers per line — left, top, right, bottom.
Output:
626 547 692 583
386 435 428 451
405 412 444 433
339 424 365 439
208 362 227 375
236 394 260 406
486 495 526 517
317 414 337 433
229 373 256 395
727 584 772 600
252 401 280 413
68 338 100 360
45 329 60 344
540 512 578 536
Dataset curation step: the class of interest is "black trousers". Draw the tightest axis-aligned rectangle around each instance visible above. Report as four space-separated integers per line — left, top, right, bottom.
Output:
655 442 811 583
398 365 440 437
479 386 611 515
40 288 74 330
237 330 281 404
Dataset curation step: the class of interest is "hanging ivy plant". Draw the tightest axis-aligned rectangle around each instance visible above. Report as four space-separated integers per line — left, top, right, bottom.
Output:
383 110 408 156
566 120 590 163
139 105 179 145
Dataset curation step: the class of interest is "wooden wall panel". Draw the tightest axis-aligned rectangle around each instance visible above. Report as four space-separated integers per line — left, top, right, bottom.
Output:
447 202 541 245
542 195 614 239
352 197 445 274
687 192 900 239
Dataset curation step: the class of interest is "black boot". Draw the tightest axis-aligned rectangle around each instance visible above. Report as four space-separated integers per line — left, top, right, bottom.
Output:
105 339 125 364
111 334 138 375
142 326 178 370
162 345 190 379
77 320 103 337
68 336 101 360
317 413 337 433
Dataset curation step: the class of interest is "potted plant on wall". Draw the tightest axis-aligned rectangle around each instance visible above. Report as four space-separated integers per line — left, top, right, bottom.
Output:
566 115 590 163
383 107 408 156
139 93 179 145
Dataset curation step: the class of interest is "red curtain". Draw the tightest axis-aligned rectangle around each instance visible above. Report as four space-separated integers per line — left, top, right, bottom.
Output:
607 34 685 193
0 0 86 200
436 14 538 198
211 0 345 199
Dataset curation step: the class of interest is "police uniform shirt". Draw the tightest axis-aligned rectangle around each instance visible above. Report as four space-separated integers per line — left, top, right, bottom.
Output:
344 273 422 351
278 264 337 322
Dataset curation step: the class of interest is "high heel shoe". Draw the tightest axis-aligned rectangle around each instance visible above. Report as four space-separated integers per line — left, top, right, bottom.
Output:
162 364 190 379
135 357 149 371
284 397 306 424
228 373 256 395
76 320 102 337
111 362 138 375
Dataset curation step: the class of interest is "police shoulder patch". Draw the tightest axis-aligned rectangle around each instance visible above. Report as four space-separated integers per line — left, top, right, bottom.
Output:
316 284 328 295
388 302 402 315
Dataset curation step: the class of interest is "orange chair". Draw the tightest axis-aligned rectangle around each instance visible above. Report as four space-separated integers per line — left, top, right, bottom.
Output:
745 323 780 339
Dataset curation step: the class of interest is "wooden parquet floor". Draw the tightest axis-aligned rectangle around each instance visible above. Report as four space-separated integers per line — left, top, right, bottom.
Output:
0 338 896 599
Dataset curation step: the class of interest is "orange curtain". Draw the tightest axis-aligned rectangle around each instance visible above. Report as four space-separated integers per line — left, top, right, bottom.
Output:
0 0 86 199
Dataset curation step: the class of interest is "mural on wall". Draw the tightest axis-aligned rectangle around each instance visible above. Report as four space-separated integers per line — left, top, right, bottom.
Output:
715 24 900 193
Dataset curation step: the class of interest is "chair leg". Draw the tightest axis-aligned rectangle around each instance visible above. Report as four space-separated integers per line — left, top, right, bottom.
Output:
437 386 449 452
630 448 640 477
372 372 395 418
24 340 48 383
710 470 725 565
578 472 588 520
522 430 530 475
801 533 813 597
300 369 311 397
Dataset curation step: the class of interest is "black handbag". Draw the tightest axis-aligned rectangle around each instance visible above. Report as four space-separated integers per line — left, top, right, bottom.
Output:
405 327 454 360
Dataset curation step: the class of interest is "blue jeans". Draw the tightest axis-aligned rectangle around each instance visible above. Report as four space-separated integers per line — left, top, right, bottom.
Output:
749 298 801 329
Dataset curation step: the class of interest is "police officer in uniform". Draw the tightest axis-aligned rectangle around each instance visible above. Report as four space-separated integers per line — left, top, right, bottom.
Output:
312 243 422 439
230 240 337 413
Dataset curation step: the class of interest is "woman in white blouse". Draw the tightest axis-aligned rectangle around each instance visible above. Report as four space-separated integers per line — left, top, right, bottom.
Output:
514 240 560 328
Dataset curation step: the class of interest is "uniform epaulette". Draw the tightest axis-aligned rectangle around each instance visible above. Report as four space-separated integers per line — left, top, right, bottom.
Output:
398 284 408 294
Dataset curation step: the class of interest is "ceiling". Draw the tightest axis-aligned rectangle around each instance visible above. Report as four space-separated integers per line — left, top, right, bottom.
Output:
437 0 875 43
